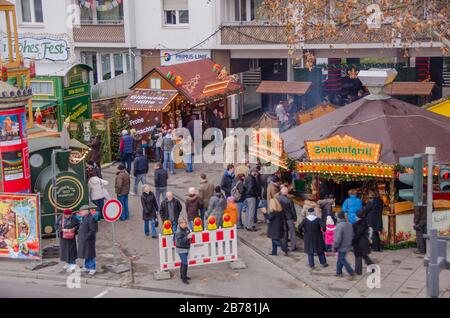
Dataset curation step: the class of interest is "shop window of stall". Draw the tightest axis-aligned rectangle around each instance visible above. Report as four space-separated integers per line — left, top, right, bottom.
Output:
31 81 53 96
20 0 44 24
163 0 189 26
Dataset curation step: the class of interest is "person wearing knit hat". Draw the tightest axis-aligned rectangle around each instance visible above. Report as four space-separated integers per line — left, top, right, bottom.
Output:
298 206 329 269
119 129 134 174
55 208 79 273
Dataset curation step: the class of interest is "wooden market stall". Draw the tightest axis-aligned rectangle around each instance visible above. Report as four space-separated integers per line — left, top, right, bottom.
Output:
251 69 450 245
122 59 244 139
256 80 312 113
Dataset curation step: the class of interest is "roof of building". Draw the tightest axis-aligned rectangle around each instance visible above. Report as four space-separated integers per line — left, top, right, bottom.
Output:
383 82 435 96
29 137 88 153
131 59 243 105
427 99 450 117
256 81 312 95
34 63 92 77
281 96 450 164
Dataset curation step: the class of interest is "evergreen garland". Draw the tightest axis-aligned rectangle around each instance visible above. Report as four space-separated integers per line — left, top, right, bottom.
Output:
110 100 130 161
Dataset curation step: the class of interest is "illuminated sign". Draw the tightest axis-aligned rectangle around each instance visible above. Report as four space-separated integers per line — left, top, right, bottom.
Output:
305 134 381 163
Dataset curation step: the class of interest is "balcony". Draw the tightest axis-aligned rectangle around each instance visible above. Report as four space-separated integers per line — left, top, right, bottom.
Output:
73 21 125 43
221 22 287 45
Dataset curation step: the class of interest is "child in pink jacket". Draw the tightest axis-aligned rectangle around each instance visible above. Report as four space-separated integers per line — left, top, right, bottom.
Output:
325 215 336 256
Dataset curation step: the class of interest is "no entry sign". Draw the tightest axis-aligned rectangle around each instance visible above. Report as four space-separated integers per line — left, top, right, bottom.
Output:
103 199 122 222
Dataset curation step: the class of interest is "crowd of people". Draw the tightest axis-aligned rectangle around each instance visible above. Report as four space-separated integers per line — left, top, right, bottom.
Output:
61 125 385 282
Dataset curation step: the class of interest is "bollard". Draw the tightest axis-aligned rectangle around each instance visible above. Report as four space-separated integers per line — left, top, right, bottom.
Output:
427 229 439 298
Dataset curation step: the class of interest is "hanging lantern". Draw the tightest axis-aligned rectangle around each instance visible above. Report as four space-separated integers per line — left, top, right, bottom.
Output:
174 75 183 86
30 58 36 78
1 63 8 82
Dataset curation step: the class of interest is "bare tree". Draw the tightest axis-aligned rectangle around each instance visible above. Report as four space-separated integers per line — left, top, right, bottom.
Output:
259 0 449 69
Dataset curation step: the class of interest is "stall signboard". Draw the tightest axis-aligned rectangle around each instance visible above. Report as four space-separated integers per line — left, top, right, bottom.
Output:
0 193 41 260
1 32 74 62
161 50 211 66
251 128 287 169
305 134 381 163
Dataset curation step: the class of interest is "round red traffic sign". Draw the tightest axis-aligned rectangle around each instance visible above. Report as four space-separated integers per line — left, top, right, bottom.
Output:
103 199 123 222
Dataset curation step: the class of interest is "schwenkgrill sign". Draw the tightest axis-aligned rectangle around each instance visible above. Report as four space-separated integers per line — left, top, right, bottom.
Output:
305 134 381 163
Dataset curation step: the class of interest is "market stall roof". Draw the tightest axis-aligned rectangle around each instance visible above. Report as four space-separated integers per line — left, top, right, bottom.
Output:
426 99 450 117
281 96 450 164
29 137 88 153
256 81 312 95
131 59 243 105
35 63 92 77
382 82 435 96
121 89 178 112
32 100 57 111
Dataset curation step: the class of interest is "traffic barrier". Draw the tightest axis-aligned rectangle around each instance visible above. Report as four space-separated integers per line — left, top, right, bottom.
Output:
207 216 217 230
159 225 238 271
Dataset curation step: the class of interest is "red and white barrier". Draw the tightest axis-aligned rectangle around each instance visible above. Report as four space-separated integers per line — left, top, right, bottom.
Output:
159 225 238 271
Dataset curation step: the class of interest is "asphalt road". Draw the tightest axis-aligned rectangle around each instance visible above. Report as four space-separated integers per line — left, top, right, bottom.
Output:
0 276 193 298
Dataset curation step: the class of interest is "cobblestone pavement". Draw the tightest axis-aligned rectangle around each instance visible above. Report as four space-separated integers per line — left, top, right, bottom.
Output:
1 161 449 298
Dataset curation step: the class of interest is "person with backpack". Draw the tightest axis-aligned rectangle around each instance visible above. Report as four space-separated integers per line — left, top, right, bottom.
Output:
207 186 227 228
132 152 149 195
232 173 246 229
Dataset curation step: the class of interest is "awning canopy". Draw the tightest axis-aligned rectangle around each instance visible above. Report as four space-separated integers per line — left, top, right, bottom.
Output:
256 81 312 95
121 89 178 112
32 100 57 111
382 82 435 96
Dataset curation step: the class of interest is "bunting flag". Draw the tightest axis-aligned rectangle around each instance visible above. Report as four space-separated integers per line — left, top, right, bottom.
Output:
78 0 123 11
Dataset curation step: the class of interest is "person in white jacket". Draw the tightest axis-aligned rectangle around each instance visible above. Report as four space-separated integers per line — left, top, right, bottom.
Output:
88 171 109 219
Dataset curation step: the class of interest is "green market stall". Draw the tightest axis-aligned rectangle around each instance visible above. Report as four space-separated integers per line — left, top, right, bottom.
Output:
30 64 93 131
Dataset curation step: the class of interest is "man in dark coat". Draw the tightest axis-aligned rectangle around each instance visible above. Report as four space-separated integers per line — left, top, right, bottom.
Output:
278 186 298 251
298 208 328 269
55 209 79 272
77 205 98 276
414 205 427 254
363 191 383 252
88 135 102 177
132 152 149 195
220 164 235 197
244 168 261 231
160 191 182 233
154 162 168 207
353 210 374 275
185 187 203 230
141 185 159 238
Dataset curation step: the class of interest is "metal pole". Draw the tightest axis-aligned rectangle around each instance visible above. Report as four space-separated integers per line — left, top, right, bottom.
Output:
51 150 58 237
112 222 117 267
425 147 435 255
428 229 439 298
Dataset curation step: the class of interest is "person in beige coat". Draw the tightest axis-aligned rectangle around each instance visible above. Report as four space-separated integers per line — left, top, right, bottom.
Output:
198 173 214 223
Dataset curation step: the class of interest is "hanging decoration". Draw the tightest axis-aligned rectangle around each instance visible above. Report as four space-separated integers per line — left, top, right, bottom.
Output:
217 67 228 80
1 63 8 82
347 68 359 79
167 71 176 81
212 63 221 74
29 58 36 78
174 76 183 86
78 0 123 12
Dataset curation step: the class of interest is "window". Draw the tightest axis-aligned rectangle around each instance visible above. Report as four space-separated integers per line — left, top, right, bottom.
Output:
150 78 161 89
79 1 123 24
163 0 189 25
234 0 266 22
31 81 53 95
101 54 111 81
20 0 43 23
113 53 124 77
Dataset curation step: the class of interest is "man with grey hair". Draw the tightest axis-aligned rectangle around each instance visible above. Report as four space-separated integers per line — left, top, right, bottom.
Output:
160 191 182 233
277 186 298 251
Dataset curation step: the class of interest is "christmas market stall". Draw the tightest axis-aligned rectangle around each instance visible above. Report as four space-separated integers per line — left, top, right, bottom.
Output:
30 63 93 131
122 59 244 139
251 69 450 246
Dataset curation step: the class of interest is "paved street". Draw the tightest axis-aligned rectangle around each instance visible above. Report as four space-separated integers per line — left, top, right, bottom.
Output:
1 162 449 298
0 276 192 298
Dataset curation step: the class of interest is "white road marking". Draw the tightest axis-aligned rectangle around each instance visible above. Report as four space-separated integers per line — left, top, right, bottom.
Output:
93 287 114 298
